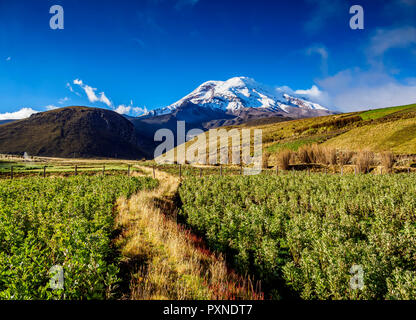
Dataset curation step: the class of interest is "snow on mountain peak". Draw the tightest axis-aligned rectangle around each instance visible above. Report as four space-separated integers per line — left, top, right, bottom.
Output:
143 77 328 117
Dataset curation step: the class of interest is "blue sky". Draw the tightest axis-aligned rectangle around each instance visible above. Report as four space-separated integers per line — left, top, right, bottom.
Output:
0 0 415 119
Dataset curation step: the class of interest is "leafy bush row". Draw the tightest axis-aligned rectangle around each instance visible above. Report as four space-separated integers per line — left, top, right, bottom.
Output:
179 174 416 299
0 175 158 299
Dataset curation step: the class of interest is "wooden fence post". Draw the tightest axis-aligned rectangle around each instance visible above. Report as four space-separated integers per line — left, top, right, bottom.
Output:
75 165 78 176
240 164 243 175
128 164 131 177
179 164 182 178
103 165 105 175
199 167 202 178
10 166 13 180
43 166 46 178
220 165 222 176
276 166 279 175
341 166 343 176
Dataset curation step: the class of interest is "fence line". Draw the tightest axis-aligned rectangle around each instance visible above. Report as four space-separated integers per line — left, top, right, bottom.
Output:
4 162 415 179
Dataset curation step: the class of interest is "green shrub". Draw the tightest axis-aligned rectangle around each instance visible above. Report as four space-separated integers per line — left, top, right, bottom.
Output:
179 173 416 300
0 175 158 299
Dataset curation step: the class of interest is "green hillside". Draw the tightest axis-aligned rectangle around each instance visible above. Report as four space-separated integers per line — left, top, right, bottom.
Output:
162 103 416 164
359 104 416 120
323 117 416 154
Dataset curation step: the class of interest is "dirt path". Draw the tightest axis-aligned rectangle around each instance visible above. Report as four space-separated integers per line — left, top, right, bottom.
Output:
114 166 263 300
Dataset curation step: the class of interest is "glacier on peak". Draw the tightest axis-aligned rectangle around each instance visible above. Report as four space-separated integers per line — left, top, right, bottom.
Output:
142 76 328 118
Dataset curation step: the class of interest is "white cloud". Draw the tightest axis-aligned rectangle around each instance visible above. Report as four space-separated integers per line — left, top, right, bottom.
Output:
295 85 324 99
83 85 98 102
279 69 416 112
306 45 329 75
297 24 416 112
0 108 38 120
66 82 80 96
58 97 69 105
276 85 329 108
5 57 11 61
132 106 149 116
115 103 148 116
368 26 416 60
315 68 416 111
99 92 111 107
72 79 112 107
70 79 148 117
45 105 59 111
115 105 131 115
307 46 328 60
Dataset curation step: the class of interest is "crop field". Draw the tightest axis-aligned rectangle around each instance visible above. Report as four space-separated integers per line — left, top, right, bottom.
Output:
179 173 416 300
0 158 145 179
0 175 158 299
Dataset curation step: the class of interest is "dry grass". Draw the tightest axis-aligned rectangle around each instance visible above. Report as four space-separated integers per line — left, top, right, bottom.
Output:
306 145 316 163
380 151 395 172
324 148 337 165
355 150 375 173
311 144 326 165
338 150 354 166
115 166 263 300
262 152 271 169
277 150 292 170
297 146 311 164
296 145 336 166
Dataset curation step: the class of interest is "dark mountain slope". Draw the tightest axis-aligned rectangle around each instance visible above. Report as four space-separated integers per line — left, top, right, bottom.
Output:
0 106 145 159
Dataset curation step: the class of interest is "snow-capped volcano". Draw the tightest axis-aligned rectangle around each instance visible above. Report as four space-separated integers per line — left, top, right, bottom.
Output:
144 77 328 117
130 77 333 157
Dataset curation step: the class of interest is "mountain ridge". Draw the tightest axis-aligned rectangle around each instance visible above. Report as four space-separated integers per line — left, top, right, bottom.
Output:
142 77 329 118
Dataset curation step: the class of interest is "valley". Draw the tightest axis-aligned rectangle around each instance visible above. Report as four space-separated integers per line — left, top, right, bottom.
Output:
1 90 416 301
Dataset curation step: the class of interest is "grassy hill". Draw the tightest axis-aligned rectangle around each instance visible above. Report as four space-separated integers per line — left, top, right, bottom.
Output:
162 103 416 163
0 106 146 159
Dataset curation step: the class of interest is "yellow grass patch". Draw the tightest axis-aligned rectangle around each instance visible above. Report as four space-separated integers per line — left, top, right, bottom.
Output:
115 166 263 300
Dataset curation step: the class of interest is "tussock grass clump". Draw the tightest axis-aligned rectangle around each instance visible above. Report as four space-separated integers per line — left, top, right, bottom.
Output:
355 150 375 173
262 152 271 169
306 145 316 163
381 151 395 172
297 146 311 164
338 150 354 165
324 148 337 165
296 145 336 166
277 150 292 170
310 144 326 164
